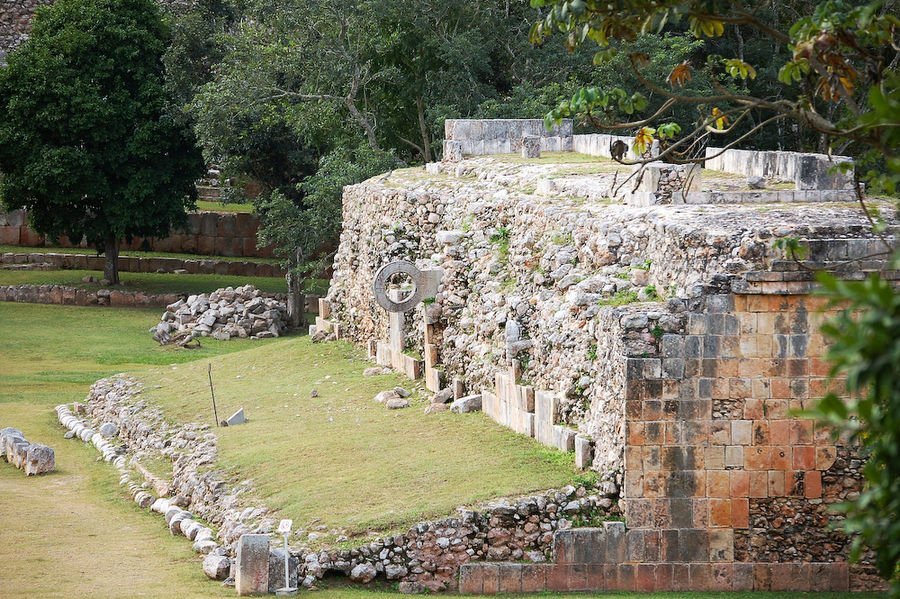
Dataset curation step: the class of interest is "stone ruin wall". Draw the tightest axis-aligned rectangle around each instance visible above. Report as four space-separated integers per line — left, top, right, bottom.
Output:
325 141 897 590
0 0 51 60
0 208 274 258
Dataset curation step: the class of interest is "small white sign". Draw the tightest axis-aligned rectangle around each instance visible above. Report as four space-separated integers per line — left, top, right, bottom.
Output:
277 519 292 535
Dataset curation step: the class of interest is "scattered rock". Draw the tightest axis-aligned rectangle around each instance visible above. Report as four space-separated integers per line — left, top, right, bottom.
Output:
450 395 482 413
363 367 389 376
99 422 118 438
433 388 454 404
393 386 410 398
398 581 426 594
349 563 377 584
385 398 411 410
747 175 766 189
374 390 400 403
310 389 319 398
203 554 230 580
424 403 449 414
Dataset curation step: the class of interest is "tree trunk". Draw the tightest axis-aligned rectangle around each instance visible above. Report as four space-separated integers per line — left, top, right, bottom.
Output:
286 247 306 329
103 234 120 285
416 96 432 163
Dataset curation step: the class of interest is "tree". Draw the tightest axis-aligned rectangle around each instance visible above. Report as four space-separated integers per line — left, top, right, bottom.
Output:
531 0 899 191
254 143 398 326
0 0 205 284
531 0 900 592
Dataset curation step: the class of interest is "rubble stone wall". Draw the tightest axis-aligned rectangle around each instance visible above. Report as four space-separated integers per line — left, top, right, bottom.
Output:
0 0 51 59
0 208 273 258
325 156 895 592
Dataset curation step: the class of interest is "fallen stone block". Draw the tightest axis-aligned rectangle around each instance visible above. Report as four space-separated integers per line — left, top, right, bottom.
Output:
225 408 246 426
450 395 482 413
203 554 231 580
23 443 55 475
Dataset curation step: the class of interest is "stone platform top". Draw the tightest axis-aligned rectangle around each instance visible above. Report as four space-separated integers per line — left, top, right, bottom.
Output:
361 153 895 250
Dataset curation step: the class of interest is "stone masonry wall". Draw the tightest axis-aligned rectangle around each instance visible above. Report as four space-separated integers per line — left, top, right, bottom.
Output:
0 208 273 258
325 153 896 592
0 0 51 60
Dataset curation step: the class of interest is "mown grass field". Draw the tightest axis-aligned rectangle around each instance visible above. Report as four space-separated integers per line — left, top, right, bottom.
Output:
0 243 280 264
0 268 293 295
0 301 884 598
136 337 581 540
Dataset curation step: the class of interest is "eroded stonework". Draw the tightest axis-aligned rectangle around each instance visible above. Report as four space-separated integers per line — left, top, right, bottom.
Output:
324 150 896 592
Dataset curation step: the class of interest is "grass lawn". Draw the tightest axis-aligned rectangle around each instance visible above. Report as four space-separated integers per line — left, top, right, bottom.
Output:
0 302 281 598
0 302 883 598
195 200 254 212
0 243 280 264
136 337 581 540
0 268 295 295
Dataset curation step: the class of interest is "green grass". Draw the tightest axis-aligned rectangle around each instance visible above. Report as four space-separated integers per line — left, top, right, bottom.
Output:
495 151 619 165
194 200 254 213
0 243 280 264
136 337 580 539
0 268 291 295
0 302 283 598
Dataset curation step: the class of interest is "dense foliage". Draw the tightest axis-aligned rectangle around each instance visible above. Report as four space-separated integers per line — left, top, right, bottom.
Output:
0 0 205 284
813 266 900 595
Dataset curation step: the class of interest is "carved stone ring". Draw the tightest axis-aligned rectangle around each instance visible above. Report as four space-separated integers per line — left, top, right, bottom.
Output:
372 260 423 313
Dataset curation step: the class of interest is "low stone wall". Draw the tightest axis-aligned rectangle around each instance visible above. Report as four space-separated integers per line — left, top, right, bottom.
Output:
0 283 305 311
704 147 854 190
444 119 574 156
1 251 284 277
0 209 273 258
0 284 182 307
572 133 641 160
65 375 619 592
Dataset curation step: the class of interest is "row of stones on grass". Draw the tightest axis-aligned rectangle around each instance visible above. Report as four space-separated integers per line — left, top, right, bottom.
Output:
76 374 622 593
1 251 286 277
0 427 55 475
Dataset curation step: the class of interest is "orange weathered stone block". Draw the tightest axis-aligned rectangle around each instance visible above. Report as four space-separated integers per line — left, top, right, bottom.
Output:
707 470 729 498
731 498 749 528
730 471 749 497
767 470 785 496
709 499 731 528
805 471 823 498
749 470 768 497
793 446 816 470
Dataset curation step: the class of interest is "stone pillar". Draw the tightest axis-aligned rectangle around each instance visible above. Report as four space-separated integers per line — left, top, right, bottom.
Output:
236 534 270 596
521 135 541 159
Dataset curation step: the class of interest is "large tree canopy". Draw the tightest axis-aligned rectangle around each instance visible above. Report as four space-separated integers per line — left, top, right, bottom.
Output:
0 0 205 284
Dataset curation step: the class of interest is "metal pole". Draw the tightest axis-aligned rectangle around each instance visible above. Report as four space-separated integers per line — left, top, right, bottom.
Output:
208 364 219 426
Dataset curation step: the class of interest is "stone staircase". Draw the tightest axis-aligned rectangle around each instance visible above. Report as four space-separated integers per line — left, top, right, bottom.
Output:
458 523 850 593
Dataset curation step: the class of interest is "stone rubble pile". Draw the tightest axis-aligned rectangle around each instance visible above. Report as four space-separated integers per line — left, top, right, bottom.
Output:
0 427 55 475
61 374 619 593
153 285 288 342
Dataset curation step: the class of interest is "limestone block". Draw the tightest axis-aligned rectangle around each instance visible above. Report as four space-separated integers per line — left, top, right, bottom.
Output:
521 135 541 159
574 435 594 469
552 425 576 452
236 534 270 595
268 548 299 591
226 408 246 426
443 140 463 162
23 443 54 475
203 554 230 580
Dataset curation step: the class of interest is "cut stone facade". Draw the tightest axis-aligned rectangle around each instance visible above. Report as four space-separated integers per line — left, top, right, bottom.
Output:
323 142 896 592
